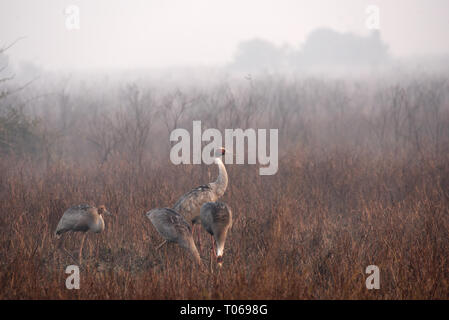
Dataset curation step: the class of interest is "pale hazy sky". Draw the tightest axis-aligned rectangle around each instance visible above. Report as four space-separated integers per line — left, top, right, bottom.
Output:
1 0 448 70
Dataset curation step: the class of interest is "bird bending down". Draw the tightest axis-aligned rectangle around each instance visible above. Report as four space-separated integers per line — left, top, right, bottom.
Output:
173 147 229 246
146 208 202 266
192 201 232 267
55 204 112 264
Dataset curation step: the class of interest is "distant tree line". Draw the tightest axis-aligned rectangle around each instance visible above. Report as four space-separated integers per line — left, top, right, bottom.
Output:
230 28 389 73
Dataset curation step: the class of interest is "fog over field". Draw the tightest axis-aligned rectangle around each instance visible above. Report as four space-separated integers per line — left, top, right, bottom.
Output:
1 1 449 300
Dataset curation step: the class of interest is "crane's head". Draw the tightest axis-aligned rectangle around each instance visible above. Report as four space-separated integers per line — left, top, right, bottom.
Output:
98 205 112 216
214 147 230 158
216 242 225 267
217 255 223 268
191 215 201 225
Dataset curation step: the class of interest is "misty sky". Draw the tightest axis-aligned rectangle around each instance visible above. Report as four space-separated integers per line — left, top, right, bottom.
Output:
1 0 448 70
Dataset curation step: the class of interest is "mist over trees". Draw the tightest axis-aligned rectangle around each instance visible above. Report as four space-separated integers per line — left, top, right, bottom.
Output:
230 38 288 73
0 41 43 156
0 27 446 163
295 29 389 67
230 28 390 73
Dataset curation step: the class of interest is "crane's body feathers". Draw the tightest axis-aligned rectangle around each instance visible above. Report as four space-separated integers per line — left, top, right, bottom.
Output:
173 184 218 220
55 204 105 237
195 201 232 263
173 156 228 221
147 208 192 244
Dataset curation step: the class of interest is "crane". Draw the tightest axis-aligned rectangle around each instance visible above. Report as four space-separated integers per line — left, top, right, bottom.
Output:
55 204 112 264
146 207 202 266
173 147 229 245
192 201 232 267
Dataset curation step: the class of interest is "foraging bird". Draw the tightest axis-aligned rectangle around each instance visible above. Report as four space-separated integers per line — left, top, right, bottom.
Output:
146 208 202 265
192 202 232 267
173 147 229 242
55 204 112 264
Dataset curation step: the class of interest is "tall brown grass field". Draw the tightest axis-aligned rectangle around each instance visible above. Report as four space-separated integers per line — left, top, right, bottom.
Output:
0 75 448 299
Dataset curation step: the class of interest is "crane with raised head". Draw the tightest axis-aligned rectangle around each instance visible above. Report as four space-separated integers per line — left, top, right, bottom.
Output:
173 147 229 246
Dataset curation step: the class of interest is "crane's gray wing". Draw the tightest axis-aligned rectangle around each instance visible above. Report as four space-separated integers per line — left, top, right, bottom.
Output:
146 208 192 243
173 184 217 218
55 204 93 234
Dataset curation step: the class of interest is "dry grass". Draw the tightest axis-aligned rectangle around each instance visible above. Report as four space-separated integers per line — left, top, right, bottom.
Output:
1 148 448 299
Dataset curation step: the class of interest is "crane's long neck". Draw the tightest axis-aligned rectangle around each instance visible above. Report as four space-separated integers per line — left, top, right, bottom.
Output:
216 232 227 258
211 157 228 198
93 214 105 233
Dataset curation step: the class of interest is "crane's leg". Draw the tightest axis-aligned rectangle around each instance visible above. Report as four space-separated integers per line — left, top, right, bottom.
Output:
155 240 167 251
194 224 202 253
163 243 170 269
209 234 215 272
58 234 79 265
210 247 213 273
78 233 87 265
198 226 202 253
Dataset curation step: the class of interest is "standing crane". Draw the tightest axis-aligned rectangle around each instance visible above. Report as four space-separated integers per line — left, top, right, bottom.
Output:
55 204 112 264
146 208 202 266
173 147 229 246
192 202 232 268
